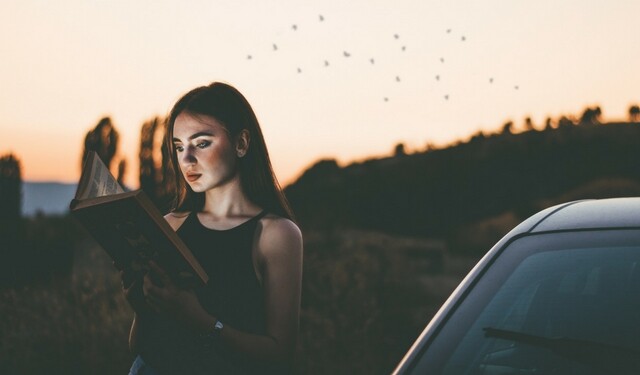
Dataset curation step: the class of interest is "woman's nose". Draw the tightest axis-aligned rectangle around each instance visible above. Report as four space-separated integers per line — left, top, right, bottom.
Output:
180 147 197 165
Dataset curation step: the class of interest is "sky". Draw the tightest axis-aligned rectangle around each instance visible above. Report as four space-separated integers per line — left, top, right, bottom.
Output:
1 0 639 187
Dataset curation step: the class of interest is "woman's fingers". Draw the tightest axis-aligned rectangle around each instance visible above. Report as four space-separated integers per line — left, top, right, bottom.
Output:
148 260 173 288
120 269 137 289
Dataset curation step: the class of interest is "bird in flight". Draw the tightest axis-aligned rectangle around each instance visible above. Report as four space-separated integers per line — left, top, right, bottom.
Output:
394 34 399 39
435 75 440 81
319 14 324 22
396 76 401 82
247 55 252 60
343 51 351 57
324 60 330 67
370 58 375 64
292 24 298 31
444 94 449 100
446 29 451 33
489 78 494 83
461 36 466 41
297 67 302 73
440 57 445 63
273 44 278 51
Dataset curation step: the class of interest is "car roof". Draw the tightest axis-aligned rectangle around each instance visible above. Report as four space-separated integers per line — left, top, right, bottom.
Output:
525 197 640 233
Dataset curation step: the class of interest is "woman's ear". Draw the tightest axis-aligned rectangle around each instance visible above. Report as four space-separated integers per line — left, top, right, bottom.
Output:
236 129 250 157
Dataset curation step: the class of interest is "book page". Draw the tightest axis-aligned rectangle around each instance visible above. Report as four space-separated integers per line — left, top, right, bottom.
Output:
76 152 124 200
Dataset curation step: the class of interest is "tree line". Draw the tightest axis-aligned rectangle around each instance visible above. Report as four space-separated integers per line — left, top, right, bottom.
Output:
285 109 640 251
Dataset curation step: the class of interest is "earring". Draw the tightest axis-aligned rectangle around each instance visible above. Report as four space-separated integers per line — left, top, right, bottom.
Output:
237 151 246 158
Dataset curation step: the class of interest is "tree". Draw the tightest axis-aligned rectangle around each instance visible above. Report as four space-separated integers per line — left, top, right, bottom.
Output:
557 116 575 128
579 106 602 126
82 117 119 171
629 105 640 122
394 143 406 157
117 159 127 187
524 117 535 131
544 117 553 131
0 153 22 224
139 117 174 211
0 153 22 284
501 121 514 134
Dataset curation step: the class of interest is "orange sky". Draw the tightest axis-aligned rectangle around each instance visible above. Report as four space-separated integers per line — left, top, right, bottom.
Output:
1 0 639 187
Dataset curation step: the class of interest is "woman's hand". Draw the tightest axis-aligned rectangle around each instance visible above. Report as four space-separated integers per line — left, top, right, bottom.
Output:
119 265 150 315
142 261 208 331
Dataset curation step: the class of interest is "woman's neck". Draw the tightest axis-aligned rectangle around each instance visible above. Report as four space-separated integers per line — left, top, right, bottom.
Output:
201 176 259 218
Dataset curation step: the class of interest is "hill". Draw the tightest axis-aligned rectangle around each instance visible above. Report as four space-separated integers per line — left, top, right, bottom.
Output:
22 182 77 216
285 122 640 246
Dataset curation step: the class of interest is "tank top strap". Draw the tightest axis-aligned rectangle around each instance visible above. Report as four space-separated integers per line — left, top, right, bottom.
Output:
253 209 268 221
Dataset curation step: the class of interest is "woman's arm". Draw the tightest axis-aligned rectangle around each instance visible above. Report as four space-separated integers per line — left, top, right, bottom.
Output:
223 217 303 362
143 216 303 366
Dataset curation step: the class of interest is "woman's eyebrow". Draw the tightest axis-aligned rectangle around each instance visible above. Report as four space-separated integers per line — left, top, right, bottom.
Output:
173 131 214 142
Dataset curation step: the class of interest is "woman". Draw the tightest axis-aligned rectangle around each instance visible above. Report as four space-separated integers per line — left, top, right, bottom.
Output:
123 82 303 374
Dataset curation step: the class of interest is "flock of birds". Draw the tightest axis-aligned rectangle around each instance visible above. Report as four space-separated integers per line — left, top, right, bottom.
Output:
245 14 520 102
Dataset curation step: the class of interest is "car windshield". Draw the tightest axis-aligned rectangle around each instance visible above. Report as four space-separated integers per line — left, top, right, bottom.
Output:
411 230 640 375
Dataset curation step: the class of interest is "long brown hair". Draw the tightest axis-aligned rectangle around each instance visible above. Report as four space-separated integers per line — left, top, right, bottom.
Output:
165 82 294 220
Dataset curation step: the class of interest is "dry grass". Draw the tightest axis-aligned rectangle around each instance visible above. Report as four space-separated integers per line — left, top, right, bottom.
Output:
0 244 134 375
0 226 481 375
296 229 478 374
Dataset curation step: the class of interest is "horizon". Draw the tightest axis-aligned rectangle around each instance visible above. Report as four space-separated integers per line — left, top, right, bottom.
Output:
19 113 636 187
2 0 639 187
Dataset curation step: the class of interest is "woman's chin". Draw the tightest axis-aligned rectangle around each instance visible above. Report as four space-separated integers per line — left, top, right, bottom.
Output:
187 181 206 192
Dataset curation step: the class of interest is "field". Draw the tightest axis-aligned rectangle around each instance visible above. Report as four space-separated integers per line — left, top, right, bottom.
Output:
0 218 480 375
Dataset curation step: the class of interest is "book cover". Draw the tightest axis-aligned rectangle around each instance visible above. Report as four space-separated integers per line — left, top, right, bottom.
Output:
70 152 208 288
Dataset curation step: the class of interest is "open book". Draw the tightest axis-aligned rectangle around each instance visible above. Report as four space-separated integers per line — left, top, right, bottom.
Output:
70 151 208 288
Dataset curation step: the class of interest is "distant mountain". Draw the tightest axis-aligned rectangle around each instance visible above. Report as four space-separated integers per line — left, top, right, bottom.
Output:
22 182 77 216
285 122 640 238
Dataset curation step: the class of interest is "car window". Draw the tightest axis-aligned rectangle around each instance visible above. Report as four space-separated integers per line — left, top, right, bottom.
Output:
410 230 640 375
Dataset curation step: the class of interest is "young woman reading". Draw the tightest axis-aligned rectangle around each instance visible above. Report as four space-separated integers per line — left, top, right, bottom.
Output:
122 82 303 374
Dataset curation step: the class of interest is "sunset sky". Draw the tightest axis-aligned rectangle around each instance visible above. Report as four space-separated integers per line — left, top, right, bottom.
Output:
1 0 638 187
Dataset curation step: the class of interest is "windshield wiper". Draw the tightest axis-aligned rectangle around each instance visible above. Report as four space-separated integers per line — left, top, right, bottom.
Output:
483 327 640 373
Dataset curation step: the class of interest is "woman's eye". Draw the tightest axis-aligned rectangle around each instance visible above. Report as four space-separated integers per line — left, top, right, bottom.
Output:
196 141 211 149
175 145 184 152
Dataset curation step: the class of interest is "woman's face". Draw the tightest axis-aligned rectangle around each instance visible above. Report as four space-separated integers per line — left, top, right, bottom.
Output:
172 112 239 193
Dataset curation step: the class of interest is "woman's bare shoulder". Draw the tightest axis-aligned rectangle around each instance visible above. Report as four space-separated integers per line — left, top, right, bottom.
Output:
164 211 191 231
257 214 303 257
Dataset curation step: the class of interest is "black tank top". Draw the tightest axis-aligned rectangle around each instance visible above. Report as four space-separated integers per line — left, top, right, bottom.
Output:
139 210 274 374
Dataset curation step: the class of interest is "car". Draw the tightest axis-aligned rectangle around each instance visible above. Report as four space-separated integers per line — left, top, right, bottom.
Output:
392 197 640 375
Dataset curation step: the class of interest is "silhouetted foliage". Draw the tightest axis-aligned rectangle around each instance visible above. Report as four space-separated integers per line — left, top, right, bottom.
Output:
285 121 640 252
139 117 175 213
81 117 119 171
470 131 486 142
629 105 640 122
0 156 76 286
116 159 127 187
544 117 553 130
0 153 21 223
579 106 602 126
139 118 160 200
524 117 535 131
0 153 23 284
501 121 514 134
394 143 406 157
557 115 575 128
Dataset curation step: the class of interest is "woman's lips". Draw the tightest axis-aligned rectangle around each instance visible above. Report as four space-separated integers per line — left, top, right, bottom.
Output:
186 173 201 182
